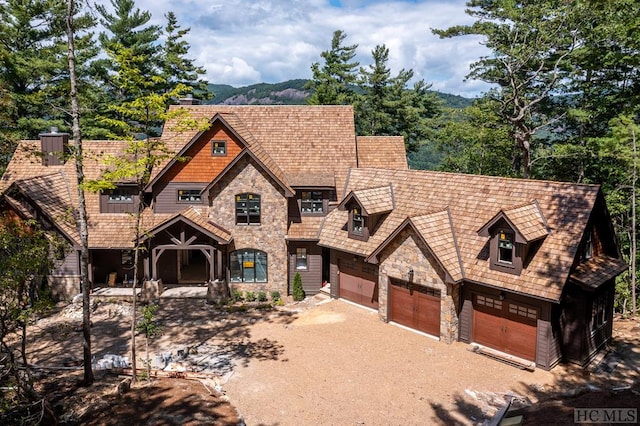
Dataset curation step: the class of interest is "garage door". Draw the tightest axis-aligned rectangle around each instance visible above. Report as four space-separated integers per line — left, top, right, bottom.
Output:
338 259 378 309
472 294 537 361
389 278 440 337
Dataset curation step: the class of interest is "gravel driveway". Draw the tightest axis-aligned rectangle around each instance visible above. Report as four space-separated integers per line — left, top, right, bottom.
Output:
223 297 555 425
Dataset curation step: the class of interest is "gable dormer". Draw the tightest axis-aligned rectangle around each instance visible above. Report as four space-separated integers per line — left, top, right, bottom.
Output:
478 200 549 275
339 184 394 242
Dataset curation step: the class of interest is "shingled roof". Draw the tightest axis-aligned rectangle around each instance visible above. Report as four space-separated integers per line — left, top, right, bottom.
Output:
356 136 407 169
160 105 359 199
318 168 608 301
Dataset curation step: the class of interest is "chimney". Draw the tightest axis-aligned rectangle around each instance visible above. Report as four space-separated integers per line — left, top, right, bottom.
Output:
179 93 200 105
39 127 70 166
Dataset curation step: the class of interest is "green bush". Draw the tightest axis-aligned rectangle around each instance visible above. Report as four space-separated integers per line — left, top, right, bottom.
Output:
293 272 305 301
231 289 244 303
257 291 268 302
245 291 257 302
270 291 281 302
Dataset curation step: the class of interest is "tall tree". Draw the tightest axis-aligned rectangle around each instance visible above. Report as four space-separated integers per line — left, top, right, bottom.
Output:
0 0 69 139
64 0 93 385
96 0 161 103
356 44 440 152
161 11 211 100
434 0 579 178
305 30 359 105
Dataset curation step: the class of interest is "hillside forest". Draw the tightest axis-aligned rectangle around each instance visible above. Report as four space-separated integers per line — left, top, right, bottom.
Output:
0 0 638 317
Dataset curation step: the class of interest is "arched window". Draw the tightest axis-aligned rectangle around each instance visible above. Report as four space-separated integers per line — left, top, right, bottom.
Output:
229 249 267 282
235 193 261 225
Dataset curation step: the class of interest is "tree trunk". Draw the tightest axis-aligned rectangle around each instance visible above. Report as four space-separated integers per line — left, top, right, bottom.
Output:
632 126 637 317
65 0 93 385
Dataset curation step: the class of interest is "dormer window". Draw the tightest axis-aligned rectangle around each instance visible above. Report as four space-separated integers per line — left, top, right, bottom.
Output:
498 231 514 264
352 207 364 235
581 230 593 261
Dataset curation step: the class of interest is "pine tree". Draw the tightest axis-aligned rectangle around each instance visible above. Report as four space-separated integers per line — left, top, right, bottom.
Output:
161 11 212 100
306 30 359 105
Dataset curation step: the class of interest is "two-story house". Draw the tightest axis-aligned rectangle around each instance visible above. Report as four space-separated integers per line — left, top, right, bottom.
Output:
0 104 627 369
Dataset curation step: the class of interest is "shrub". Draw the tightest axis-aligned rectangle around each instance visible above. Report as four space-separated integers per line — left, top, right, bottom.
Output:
293 272 305 301
257 291 268 302
245 291 257 302
270 291 281 302
231 289 244 303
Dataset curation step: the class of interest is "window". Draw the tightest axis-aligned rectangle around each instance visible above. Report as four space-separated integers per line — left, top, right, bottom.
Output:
498 231 513 264
107 188 134 203
177 189 202 203
581 230 593 261
296 248 307 270
301 191 323 214
212 140 226 156
508 303 537 320
229 249 267 282
592 292 608 330
236 193 261 225
476 294 503 310
121 250 134 266
352 207 364 235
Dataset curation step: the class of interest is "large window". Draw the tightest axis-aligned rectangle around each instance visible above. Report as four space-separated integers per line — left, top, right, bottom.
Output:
177 189 202 203
592 291 608 331
498 231 513 264
236 193 261 225
296 247 307 270
230 249 267 282
301 191 323 214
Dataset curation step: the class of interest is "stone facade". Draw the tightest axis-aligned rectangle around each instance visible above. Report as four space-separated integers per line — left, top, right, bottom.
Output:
208 156 289 295
377 229 459 343
49 275 80 301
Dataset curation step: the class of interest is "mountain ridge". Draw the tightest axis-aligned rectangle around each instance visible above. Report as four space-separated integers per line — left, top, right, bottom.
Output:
205 79 473 109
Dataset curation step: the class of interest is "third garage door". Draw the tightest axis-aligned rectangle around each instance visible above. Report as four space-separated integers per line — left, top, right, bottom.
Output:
389 278 440 337
472 293 538 361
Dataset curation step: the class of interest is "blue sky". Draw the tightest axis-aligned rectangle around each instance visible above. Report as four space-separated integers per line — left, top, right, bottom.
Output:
133 0 491 97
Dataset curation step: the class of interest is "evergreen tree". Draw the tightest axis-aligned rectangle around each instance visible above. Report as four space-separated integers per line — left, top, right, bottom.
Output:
96 0 161 103
434 0 580 178
161 11 212 100
356 45 440 152
306 30 359 105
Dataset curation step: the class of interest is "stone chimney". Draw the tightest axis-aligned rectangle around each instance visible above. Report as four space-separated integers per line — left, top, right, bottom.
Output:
39 127 70 166
179 93 200 105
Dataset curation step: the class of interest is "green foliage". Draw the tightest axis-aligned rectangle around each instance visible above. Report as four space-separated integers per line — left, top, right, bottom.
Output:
231 289 244 303
292 272 305 302
245 291 257 302
136 303 162 339
270 291 281 302
257 291 268 302
306 30 359 106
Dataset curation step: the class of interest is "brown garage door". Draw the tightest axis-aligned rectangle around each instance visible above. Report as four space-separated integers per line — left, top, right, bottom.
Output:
338 259 378 309
389 278 440 337
472 293 537 361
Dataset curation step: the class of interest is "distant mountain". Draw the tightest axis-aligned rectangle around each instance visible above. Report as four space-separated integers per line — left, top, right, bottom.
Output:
205 79 473 109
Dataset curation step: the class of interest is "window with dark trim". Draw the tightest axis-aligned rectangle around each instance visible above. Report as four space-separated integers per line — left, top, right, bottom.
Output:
177 189 202 203
352 207 364 235
592 292 608 331
296 247 307 270
229 249 267 282
301 191 323 214
121 250 134 266
498 231 514 264
235 193 261 225
107 188 134 203
212 140 226 156
581 230 593 261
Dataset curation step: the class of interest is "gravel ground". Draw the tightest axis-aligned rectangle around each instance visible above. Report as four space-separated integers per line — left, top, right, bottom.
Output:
26 295 639 425
223 297 556 425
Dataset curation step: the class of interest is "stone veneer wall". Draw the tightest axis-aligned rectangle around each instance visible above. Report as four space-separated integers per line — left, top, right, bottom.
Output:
377 229 459 344
49 275 80 301
208 157 288 295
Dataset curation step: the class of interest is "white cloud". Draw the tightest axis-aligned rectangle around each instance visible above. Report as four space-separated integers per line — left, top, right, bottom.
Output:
129 0 493 96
